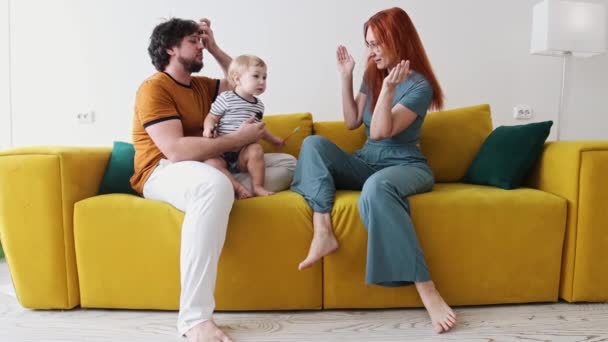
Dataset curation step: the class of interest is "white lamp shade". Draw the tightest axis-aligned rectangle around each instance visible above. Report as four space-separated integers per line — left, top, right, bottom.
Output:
531 0 606 57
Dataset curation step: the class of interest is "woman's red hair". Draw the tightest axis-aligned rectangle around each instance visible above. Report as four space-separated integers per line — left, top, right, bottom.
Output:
364 7 444 112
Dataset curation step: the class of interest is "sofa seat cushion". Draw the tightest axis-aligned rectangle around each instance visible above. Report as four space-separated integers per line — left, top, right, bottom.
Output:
73 191 321 311
324 183 567 309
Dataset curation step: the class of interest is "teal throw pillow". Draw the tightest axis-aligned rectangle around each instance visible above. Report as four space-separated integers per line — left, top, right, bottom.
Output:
463 121 553 189
98 141 138 195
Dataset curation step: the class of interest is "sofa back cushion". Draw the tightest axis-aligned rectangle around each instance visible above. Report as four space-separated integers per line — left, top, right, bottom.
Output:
312 122 367 154
420 104 493 182
310 104 492 182
261 112 313 158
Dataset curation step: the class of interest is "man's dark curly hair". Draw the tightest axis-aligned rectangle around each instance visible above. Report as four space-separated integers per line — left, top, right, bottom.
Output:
148 18 199 71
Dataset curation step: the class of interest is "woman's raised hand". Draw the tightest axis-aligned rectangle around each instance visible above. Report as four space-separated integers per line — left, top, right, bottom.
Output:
336 45 355 77
383 60 411 89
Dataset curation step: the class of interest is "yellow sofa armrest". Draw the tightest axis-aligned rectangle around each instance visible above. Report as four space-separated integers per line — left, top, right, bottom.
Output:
527 141 608 302
0 146 111 308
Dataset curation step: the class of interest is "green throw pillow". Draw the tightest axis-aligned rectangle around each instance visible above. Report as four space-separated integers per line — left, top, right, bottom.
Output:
463 121 553 189
98 141 138 195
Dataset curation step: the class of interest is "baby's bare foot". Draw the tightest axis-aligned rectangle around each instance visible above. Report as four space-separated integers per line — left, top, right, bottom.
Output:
186 320 232 342
252 185 274 197
234 184 252 200
416 281 456 333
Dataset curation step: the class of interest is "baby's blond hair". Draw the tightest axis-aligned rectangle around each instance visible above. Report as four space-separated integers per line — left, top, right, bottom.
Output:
228 54 267 86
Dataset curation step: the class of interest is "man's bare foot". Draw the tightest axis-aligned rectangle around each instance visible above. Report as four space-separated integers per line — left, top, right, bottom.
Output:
415 281 456 333
234 184 252 200
252 185 274 197
186 320 232 342
298 213 338 270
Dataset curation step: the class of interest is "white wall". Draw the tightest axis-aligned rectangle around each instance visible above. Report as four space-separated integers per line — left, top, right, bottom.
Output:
0 0 10 150
4 0 608 147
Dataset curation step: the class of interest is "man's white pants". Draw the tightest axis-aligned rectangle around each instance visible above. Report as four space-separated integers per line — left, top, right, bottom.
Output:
142 153 296 335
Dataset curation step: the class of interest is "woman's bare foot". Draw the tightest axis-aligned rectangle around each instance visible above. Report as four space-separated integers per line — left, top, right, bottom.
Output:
186 320 232 342
252 185 274 197
298 212 339 270
415 281 456 333
234 183 252 200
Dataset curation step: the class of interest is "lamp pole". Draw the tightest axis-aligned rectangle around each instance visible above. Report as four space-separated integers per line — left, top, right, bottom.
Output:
556 51 571 141
6 0 13 148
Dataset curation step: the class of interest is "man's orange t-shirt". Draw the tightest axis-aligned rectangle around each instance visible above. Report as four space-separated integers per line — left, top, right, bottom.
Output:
130 72 219 194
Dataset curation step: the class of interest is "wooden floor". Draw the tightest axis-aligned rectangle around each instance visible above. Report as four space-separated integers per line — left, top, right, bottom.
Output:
1 261 607 342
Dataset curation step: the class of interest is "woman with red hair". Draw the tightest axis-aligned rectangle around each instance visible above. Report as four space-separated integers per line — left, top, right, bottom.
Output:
291 7 456 333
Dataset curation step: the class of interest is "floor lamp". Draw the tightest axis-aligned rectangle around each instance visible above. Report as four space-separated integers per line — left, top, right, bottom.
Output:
530 0 606 141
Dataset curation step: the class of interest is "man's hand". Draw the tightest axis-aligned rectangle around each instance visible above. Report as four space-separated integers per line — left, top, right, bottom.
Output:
236 116 265 146
199 18 217 52
198 18 232 93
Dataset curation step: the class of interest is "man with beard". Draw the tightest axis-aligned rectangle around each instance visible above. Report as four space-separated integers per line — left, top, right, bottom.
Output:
131 18 295 342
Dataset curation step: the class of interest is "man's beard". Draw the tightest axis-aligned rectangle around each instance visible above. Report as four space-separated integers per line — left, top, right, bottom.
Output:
178 56 203 73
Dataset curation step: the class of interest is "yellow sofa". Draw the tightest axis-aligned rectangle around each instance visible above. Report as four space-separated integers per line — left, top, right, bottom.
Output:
1 104 606 311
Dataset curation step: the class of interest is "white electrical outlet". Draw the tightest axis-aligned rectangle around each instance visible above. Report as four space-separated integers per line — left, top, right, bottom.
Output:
77 111 96 124
513 105 533 120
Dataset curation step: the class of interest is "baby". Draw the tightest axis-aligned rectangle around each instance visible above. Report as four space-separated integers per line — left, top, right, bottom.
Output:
203 54 284 199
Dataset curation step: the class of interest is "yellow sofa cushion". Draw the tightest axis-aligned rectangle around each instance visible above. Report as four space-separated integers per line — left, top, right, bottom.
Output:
313 122 366 154
420 104 493 182
260 112 313 158
311 104 492 181
73 191 322 310
323 183 566 308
